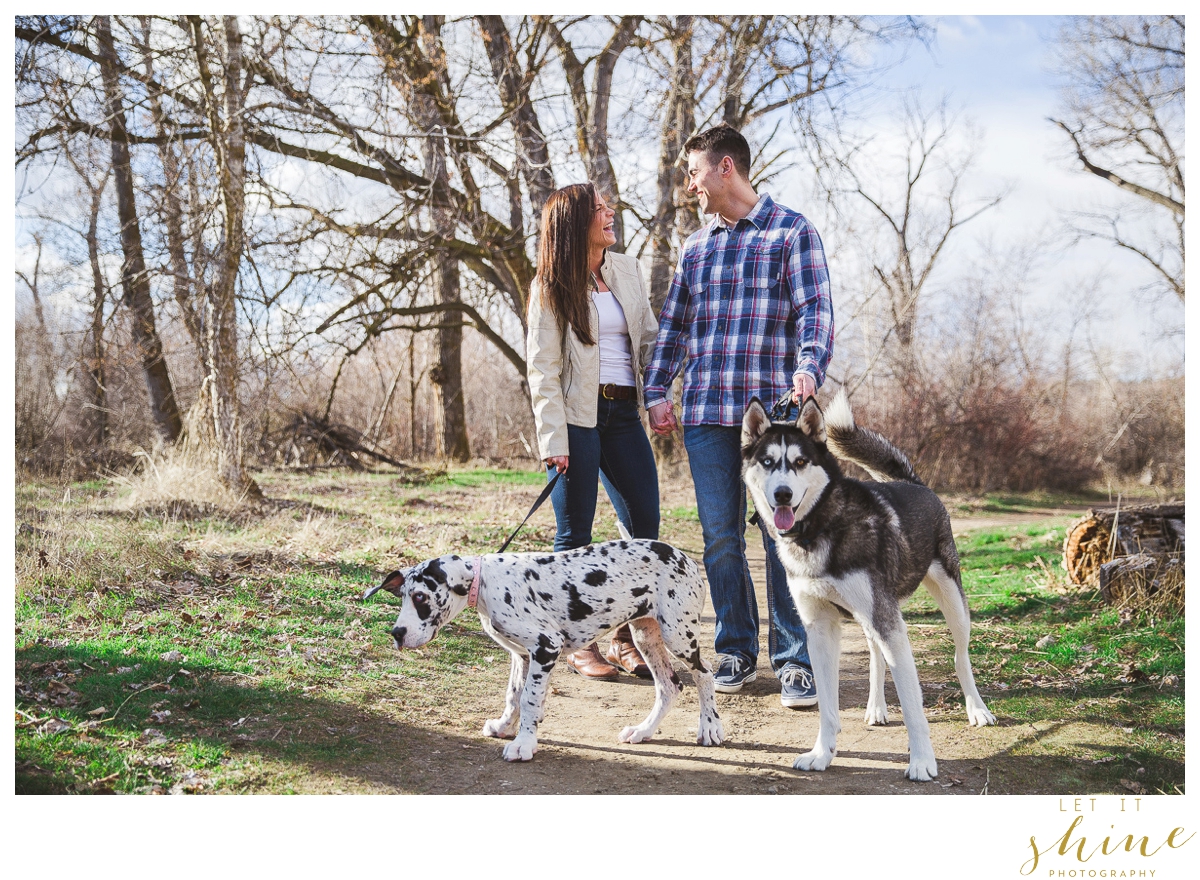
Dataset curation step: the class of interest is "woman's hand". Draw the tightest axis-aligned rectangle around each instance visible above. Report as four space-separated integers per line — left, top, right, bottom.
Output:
545 455 569 473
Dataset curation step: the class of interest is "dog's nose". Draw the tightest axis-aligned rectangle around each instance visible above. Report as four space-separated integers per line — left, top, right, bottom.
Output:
774 487 793 506
391 626 406 647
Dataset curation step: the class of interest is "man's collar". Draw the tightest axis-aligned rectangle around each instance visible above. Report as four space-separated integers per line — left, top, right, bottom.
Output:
713 192 773 231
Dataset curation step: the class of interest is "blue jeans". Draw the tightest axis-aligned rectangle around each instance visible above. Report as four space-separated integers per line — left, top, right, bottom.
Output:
683 423 810 673
549 396 659 550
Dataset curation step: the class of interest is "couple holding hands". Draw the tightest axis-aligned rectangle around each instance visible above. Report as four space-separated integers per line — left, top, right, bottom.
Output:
526 123 834 708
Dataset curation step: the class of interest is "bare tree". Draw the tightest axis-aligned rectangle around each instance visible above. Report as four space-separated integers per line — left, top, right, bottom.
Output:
811 97 1005 383
1050 15 1184 301
96 15 184 443
542 15 642 250
187 15 262 498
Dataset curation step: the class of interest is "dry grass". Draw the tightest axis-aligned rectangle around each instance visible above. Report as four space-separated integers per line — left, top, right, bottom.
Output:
111 446 254 512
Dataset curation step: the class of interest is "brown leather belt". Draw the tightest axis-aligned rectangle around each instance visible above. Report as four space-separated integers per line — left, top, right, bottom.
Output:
599 383 636 400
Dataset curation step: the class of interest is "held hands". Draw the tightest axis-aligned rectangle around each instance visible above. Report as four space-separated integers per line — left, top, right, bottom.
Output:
648 401 678 436
545 455 569 473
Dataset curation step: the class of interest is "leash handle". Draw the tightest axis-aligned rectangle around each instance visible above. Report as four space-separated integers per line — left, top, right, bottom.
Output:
496 469 562 553
768 390 796 421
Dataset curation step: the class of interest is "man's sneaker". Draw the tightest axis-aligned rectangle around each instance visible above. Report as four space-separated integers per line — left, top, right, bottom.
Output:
713 655 757 694
779 664 818 708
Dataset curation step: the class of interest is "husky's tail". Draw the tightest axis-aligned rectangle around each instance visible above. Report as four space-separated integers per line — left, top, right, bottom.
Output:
823 390 924 486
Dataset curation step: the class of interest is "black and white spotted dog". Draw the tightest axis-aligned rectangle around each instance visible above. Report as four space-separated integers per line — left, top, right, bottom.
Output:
363 540 725 762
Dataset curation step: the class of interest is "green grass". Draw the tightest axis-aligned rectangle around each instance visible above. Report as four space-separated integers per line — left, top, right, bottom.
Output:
905 521 1184 793
15 470 1185 794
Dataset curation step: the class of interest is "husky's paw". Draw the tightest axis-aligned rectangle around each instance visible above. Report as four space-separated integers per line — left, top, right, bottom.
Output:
793 748 835 772
864 703 889 726
905 756 938 782
697 717 725 746
482 717 516 739
966 702 996 727
502 736 538 762
618 724 655 744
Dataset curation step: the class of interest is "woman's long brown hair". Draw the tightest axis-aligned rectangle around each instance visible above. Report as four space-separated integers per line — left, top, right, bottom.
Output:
533 182 596 346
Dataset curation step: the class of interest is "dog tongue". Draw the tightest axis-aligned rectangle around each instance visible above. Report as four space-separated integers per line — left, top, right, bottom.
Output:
774 507 796 531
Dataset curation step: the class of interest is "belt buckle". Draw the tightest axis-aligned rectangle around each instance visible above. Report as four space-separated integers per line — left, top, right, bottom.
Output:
602 383 615 400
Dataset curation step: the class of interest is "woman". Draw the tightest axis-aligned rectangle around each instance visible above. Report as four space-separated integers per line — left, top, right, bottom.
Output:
526 183 661 679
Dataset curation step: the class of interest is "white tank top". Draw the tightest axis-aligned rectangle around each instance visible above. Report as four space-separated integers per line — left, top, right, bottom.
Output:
592 289 636 386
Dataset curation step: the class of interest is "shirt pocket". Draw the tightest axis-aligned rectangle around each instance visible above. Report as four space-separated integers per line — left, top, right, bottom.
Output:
742 244 783 290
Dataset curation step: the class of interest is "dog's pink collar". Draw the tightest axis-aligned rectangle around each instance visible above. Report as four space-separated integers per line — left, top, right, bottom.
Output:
468 556 483 608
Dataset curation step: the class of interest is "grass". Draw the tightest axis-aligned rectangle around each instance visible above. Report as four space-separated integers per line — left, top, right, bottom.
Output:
14 467 1185 794
906 521 1185 794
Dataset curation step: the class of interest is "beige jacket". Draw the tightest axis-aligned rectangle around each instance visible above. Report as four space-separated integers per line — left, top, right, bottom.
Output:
527 250 659 460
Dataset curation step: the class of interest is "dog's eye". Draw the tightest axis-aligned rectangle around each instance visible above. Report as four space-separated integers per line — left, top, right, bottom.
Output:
760 457 773 468
411 592 429 608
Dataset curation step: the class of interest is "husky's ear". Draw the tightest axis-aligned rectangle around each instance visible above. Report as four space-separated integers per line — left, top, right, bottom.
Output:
363 570 405 601
742 398 771 449
796 396 826 444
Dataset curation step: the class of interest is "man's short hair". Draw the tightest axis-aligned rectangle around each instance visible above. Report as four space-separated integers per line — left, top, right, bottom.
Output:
684 123 752 179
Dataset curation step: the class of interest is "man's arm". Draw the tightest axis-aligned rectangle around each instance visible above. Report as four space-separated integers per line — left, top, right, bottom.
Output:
784 221 834 400
642 257 692 410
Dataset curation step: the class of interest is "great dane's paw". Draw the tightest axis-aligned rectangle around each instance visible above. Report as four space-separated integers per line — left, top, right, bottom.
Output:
502 737 537 762
697 718 725 746
966 703 996 727
863 704 889 726
793 748 835 772
618 724 654 744
482 718 516 739
905 755 938 781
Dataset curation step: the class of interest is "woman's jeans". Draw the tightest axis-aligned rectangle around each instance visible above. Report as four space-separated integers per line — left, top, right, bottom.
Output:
683 423 810 673
548 396 659 550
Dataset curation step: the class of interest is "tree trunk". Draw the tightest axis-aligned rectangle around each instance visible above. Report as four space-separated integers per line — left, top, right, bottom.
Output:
85 181 108 444
419 17 470 462
96 15 183 444
477 15 556 220
141 18 204 350
189 15 261 499
648 16 695 316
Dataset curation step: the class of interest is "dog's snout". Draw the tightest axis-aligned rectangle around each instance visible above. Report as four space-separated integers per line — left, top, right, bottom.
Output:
391 626 406 647
773 487 793 506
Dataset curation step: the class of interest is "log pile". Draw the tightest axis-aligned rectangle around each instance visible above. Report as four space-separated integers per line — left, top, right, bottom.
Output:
1061 503 1184 614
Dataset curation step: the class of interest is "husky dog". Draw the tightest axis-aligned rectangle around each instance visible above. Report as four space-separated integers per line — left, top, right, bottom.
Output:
741 392 996 781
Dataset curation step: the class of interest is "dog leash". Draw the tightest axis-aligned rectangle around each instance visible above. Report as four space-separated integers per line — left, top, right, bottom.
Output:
768 390 797 422
496 469 562 553
470 469 562 608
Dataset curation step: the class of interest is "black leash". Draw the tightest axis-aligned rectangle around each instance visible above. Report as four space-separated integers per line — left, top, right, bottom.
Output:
495 470 562 553
767 390 796 422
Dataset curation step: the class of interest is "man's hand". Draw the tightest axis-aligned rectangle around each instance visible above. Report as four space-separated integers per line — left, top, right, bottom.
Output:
545 455 569 473
648 401 678 436
792 373 816 405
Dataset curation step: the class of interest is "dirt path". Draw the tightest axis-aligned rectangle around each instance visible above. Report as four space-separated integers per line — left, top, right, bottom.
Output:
310 502 1123 795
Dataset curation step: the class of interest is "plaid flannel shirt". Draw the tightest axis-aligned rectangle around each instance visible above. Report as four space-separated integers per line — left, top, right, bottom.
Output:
643 193 834 426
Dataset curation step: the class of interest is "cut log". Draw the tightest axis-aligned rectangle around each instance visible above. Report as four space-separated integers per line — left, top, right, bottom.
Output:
1098 553 1184 615
1062 503 1184 586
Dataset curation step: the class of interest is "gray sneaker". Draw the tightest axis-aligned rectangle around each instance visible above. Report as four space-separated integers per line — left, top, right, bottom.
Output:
779 664 818 708
713 655 757 694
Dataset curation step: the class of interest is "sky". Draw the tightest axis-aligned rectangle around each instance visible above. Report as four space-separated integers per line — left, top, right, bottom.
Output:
776 14 1184 377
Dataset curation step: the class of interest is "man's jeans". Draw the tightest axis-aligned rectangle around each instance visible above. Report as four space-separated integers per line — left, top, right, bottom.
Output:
548 396 659 550
683 423 810 673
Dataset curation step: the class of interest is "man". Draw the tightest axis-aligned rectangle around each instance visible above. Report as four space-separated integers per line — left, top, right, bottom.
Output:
643 123 833 708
